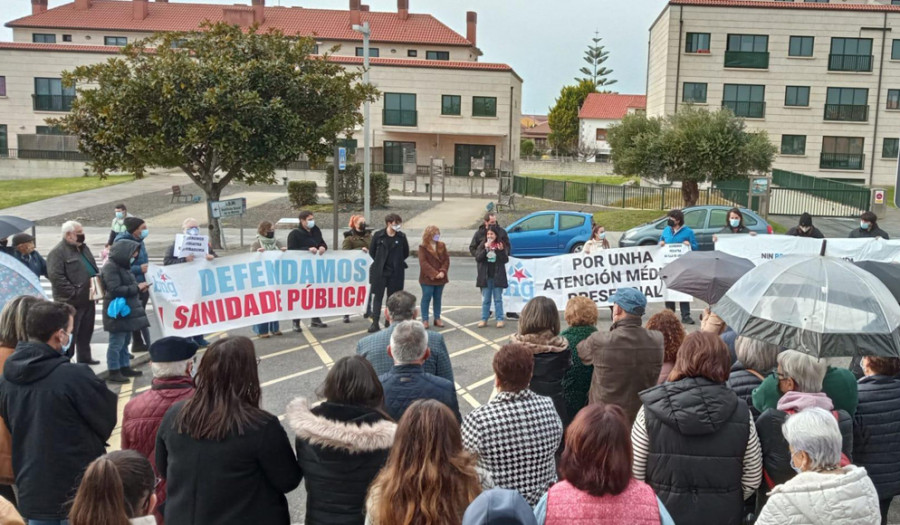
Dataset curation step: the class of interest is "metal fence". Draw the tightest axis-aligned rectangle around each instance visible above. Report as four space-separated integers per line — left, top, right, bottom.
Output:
0 148 91 161
770 169 870 217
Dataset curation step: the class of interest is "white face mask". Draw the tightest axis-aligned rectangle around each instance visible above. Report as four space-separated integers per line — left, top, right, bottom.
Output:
393 223 402 231
306 219 315 229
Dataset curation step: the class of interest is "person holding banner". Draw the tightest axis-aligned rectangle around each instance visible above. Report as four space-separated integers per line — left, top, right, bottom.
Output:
659 209 697 325
713 208 757 244
418 225 450 329
850 211 890 239
342 215 372 323
368 214 409 334
475 226 508 328
288 211 328 331
251 221 287 338
582 224 611 254
165 218 217 348
786 213 825 239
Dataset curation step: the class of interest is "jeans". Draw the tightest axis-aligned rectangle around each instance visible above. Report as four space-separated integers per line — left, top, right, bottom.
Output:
420 284 445 321
481 278 504 322
253 321 281 335
27 520 69 525
665 301 691 318
107 331 132 371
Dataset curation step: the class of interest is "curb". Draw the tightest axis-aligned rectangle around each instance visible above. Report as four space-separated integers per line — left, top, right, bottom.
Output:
95 351 152 381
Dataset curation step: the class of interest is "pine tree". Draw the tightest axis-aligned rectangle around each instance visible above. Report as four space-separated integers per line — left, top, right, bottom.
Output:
577 31 617 87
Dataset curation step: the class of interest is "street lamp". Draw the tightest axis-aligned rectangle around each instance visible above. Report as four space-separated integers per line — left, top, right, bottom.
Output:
352 21 371 223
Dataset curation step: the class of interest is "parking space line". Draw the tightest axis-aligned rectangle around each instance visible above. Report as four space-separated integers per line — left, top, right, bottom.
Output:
440 317 506 350
260 343 312 360
298 322 334 366
107 380 134 451
455 382 482 409
260 365 325 388
467 375 496 391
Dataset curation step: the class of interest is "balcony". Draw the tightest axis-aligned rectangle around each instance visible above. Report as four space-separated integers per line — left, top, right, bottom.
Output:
724 51 770 69
32 94 75 112
820 152 865 170
382 109 417 127
722 101 766 118
828 54 873 72
824 104 869 122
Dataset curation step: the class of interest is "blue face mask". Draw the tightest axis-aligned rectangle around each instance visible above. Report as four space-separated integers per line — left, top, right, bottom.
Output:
140 229 149 239
129 256 136 265
59 330 72 355
306 220 315 229
598 232 606 240
729 218 741 228
186 227 200 236
115 211 124 219
860 221 870 231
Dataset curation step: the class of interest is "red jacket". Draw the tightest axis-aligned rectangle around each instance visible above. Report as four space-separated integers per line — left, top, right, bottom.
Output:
122 375 195 523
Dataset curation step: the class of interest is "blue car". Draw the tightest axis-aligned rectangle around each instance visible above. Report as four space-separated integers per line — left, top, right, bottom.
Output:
507 211 594 257
618 205 772 251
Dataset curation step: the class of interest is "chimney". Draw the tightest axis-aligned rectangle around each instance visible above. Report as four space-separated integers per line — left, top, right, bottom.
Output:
466 11 477 46
74 0 91 10
156 0 168 2
398 0 408 20
360 4 369 11
133 0 148 21
349 0 361 27
31 0 48 15
252 0 265 24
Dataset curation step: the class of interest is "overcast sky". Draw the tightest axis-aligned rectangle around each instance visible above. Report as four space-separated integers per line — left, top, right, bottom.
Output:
0 0 668 114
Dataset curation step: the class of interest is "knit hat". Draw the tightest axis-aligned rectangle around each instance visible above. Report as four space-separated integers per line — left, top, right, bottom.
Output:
799 213 813 227
11 233 33 246
124 217 145 233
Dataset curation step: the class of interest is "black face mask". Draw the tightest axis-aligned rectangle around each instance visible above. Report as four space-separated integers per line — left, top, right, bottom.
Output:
667 219 676 228
264 231 275 239
358 224 367 232
75 233 86 244
0 239 6 247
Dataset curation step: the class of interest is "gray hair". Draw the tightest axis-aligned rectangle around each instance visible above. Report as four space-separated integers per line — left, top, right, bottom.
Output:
389 320 428 364
777 350 827 393
182 217 199 230
735 336 780 374
151 359 192 379
61 220 81 237
782 407 842 470
386 290 417 322
0 296 44 348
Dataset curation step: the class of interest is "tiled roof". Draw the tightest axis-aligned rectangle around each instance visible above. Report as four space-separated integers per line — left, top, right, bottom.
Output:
7 1 473 46
522 121 550 138
578 93 646 120
670 0 900 12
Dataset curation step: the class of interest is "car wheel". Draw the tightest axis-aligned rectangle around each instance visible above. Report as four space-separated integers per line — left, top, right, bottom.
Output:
640 240 657 246
570 242 585 253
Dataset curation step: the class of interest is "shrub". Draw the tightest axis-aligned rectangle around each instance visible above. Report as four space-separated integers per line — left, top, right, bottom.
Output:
370 172 390 207
288 180 318 208
325 163 362 204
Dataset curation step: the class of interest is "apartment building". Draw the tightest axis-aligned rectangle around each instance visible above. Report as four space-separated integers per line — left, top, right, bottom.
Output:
578 93 646 160
0 0 522 176
647 0 900 186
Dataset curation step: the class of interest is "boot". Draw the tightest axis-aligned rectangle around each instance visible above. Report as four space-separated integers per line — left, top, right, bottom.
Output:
367 320 380 333
122 367 143 377
106 370 128 384
343 315 351 323
292 320 303 333
310 318 328 328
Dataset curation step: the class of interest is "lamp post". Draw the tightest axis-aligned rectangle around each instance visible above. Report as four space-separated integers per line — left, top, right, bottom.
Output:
352 21 371 222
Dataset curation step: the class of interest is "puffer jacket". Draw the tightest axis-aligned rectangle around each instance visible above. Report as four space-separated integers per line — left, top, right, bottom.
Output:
853 374 900 500
286 398 395 525
114 231 149 283
101 240 150 333
726 361 766 418
755 465 881 525
0 345 13 485
512 331 571 426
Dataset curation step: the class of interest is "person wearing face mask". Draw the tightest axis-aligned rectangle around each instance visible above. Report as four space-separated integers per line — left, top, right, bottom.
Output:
115 217 153 353
418 225 450 329
252 221 287 337
0 301 117 525
659 209 698 325
342 215 372 324
712 208 759 244
102 239 151 384
850 211 890 239
368 213 410 333
288 210 328 331
787 213 825 239
69 450 160 525
47 220 101 365
10 233 47 278
582 224 610 255
107 203 132 248
164 218 217 266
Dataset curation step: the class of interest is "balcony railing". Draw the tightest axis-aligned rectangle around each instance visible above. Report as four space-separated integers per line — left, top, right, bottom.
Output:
820 152 865 170
722 100 766 118
32 94 76 112
723 50 770 69
382 109 417 127
824 104 869 122
828 54 873 72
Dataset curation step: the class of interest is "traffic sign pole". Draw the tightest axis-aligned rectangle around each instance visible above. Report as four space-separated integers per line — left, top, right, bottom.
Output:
333 145 342 250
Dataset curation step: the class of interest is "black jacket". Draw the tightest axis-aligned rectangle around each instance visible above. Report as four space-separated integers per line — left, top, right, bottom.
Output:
102 240 150 333
853 374 900 500
718 225 752 234
726 361 765 418
850 226 890 239
286 399 395 525
786 226 825 239
163 241 217 266
12 250 47 278
368 229 409 292
641 377 750 525
0 341 116 519
47 239 99 306
380 364 461 422
156 400 302 525
468 224 511 257
475 244 509 288
288 225 327 251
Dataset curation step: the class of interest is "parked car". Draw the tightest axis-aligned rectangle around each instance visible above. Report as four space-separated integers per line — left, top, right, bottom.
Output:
506 211 594 257
618 205 772 251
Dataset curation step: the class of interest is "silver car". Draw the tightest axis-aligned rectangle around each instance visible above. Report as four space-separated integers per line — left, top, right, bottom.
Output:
618 205 773 251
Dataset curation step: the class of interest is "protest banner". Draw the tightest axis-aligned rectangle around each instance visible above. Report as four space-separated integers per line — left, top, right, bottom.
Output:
716 235 900 264
502 245 692 313
173 234 210 258
148 251 370 337
823 238 900 263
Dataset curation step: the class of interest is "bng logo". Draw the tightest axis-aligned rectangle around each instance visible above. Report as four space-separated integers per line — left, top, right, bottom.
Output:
505 262 534 301
152 268 179 298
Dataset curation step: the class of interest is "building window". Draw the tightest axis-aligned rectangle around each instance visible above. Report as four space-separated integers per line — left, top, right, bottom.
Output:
725 34 769 68
104 36 127 46
893 40 900 60
829 38 873 72
408 50 417 57
383 141 416 174
454 144 496 176
781 135 806 155
821 136 865 170
32 34 56 44
33 78 75 112
0 77 6 97
312 44 319 54
36 125 65 135
883 138 899 159
889 90 900 110
788 36 814 57
682 82 707 103
383 93 416 126
0 125 7 157
473 96 497 117
426 51 450 60
684 32 711 53
596 129 608 141
722 84 765 118
355 47 379 57
785 86 810 107
441 95 461 116
824 87 868 121
894 0 900 5
62 34 72 42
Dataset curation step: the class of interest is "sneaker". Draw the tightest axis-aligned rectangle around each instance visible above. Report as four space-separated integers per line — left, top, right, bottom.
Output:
121 367 143 377
106 370 128 384
292 321 303 333
311 318 328 328
259 333 271 339
78 359 101 365
367 322 380 333
272 331 283 336
496 321 505 328
506 312 520 320
682 315 696 325
131 343 148 353
343 315 351 324
477 321 487 328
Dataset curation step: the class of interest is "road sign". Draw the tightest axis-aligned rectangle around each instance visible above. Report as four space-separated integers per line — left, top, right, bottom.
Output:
338 147 347 171
875 189 886 205
210 198 246 219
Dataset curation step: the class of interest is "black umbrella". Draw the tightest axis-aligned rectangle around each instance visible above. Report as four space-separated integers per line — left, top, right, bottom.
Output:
0 216 34 241
660 250 756 305
854 261 900 303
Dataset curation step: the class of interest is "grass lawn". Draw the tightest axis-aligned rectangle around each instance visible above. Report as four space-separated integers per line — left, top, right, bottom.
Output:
592 209 665 231
885 186 896 208
522 174 640 186
769 219 788 234
0 176 132 210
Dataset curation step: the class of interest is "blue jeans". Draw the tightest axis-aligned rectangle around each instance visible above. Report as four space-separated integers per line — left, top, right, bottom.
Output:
107 331 131 371
253 321 280 335
420 284 445 322
481 279 504 322
28 520 69 525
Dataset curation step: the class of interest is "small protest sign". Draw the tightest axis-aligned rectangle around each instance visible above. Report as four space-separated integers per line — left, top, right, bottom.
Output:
173 234 210 258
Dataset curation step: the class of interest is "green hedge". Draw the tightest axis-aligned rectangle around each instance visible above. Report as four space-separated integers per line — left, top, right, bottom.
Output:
325 163 362 204
370 172 390 207
287 180 318 208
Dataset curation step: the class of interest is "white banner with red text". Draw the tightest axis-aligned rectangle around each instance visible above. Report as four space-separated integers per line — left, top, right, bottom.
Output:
502 245 692 314
715 235 900 265
148 251 370 337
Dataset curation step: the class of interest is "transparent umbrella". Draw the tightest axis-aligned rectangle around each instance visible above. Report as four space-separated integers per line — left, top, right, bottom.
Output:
0 251 45 310
713 254 900 358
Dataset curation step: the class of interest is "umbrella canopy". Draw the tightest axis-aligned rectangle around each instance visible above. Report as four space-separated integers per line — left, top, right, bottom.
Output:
0 251 45 310
853 261 900 303
713 255 900 358
660 250 756 305
0 216 33 241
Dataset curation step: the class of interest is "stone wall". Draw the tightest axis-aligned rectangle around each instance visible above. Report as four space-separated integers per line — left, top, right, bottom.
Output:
519 159 615 177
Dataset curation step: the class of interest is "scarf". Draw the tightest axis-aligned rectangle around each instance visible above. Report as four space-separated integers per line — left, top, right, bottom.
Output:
257 234 279 251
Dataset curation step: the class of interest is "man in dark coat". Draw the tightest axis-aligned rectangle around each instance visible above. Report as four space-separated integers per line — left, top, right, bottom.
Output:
114 217 152 352
368 213 409 333
468 212 511 256
10 233 47 278
850 210 890 239
0 301 117 523
102 239 151 383
287 210 328 330
47 220 100 364
786 212 825 239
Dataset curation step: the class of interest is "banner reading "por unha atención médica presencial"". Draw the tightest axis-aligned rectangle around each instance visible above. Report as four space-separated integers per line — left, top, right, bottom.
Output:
148 251 371 337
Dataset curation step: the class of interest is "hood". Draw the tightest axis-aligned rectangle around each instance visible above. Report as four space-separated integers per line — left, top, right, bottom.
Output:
110 239 140 268
510 331 568 354
777 391 834 412
286 397 395 453
462 488 538 525
640 377 740 436
769 465 876 500
3 341 69 385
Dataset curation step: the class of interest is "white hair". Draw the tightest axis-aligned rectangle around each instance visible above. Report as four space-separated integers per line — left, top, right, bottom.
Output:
182 217 199 230
735 336 781 374
151 359 191 378
389 320 428 364
778 350 827 393
61 221 81 237
782 407 842 470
